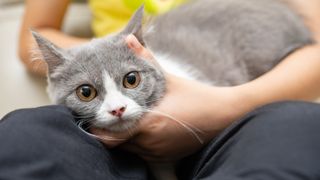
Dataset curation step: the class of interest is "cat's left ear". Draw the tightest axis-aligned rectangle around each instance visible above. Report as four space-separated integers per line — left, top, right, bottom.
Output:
121 5 145 46
31 30 69 74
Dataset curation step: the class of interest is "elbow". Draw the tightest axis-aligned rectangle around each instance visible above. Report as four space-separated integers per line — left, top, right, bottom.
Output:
18 44 29 67
18 40 33 72
18 40 48 77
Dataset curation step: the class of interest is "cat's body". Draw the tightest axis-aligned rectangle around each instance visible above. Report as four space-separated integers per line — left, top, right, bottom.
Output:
146 0 311 85
32 0 312 179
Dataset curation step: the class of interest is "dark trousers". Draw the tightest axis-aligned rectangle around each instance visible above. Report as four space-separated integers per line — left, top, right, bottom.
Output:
1 101 320 180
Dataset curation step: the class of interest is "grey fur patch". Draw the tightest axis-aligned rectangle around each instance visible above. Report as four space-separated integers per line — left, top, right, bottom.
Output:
145 0 312 85
32 0 312 131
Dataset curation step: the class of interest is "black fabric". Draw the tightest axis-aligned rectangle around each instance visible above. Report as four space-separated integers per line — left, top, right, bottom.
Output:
0 105 149 180
177 101 320 180
1 101 320 180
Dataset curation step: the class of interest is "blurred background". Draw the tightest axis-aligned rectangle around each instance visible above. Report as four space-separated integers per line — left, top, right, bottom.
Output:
0 0 91 117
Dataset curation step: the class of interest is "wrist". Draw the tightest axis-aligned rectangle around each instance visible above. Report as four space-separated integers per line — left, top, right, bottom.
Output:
203 85 260 137
230 81 272 118
207 86 249 126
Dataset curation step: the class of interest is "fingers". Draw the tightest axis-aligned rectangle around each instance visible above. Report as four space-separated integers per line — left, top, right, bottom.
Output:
89 117 153 149
125 34 144 55
90 127 139 148
125 34 161 67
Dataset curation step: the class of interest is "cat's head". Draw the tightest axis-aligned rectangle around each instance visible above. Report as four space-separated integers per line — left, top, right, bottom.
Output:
32 6 166 132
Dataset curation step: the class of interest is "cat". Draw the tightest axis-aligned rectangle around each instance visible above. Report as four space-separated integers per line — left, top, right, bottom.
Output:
32 0 312 179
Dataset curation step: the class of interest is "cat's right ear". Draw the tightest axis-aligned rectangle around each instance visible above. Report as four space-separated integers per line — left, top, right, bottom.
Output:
31 30 67 74
121 5 145 46
125 34 161 67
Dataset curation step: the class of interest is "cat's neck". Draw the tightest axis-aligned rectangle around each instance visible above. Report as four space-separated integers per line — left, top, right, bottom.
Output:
154 53 212 84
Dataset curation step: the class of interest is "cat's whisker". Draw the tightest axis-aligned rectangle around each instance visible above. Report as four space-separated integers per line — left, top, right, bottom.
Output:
80 122 96 132
144 98 162 104
73 114 96 119
140 108 205 144
95 135 126 142
77 121 126 141
127 127 134 137
75 106 205 144
139 106 204 133
76 119 94 126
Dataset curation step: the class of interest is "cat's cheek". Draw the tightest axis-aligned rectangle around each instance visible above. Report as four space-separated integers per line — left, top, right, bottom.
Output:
123 99 144 118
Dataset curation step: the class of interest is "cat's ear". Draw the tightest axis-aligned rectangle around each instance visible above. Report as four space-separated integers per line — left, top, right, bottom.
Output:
121 5 145 46
31 30 68 74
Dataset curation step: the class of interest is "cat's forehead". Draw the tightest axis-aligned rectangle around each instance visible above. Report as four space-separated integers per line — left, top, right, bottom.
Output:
65 37 150 80
70 36 131 61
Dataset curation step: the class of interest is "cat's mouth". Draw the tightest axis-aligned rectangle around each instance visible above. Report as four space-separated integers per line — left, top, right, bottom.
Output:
93 116 139 132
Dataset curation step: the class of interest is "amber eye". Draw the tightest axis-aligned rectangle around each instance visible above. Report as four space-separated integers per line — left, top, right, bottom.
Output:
76 84 97 102
123 71 141 89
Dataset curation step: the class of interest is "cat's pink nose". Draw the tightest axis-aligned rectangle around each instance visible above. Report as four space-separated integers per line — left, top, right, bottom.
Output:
109 106 126 117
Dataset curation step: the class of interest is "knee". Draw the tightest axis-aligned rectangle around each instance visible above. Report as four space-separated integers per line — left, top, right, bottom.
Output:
254 101 320 123
1 105 74 129
241 101 320 135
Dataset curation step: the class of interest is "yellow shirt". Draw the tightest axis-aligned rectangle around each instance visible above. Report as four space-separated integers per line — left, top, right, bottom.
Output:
89 0 187 37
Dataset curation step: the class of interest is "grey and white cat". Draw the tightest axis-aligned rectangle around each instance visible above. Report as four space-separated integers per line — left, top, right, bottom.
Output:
32 0 311 178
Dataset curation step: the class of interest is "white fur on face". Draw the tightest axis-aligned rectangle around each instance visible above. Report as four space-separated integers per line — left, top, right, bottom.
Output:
95 72 143 131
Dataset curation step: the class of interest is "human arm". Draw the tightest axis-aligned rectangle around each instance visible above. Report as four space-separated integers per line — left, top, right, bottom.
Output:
93 43 320 162
92 1 320 161
18 0 89 76
238 0 320 107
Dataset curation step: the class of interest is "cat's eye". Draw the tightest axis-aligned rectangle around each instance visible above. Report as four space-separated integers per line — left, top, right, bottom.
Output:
123 71 141 89
76 84 97 102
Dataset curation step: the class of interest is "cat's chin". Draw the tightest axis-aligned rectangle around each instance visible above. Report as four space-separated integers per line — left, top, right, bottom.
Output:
94 118 139 132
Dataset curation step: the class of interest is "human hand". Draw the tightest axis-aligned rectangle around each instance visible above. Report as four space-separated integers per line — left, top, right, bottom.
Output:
90 34 246 162
92 74 242 161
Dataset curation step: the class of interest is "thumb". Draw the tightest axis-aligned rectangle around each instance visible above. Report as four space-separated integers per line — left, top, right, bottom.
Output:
125 34 161 67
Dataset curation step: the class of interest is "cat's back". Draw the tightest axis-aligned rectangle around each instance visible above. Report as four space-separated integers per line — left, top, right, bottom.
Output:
145 0 312 85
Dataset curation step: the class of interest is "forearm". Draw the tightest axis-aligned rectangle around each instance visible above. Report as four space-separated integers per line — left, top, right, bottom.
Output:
233 43 320 120
195 43 320 140
228 0 320 122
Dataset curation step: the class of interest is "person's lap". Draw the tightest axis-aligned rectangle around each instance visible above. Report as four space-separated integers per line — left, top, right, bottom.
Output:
177 101 320 180
0 106 149 180
1 101 320 180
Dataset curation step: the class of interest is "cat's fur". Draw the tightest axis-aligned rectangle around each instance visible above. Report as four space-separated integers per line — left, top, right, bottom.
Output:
32 0 312 179
145 0 312 85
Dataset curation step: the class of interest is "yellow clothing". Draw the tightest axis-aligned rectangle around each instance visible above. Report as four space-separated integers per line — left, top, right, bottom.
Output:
89 0 187 37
